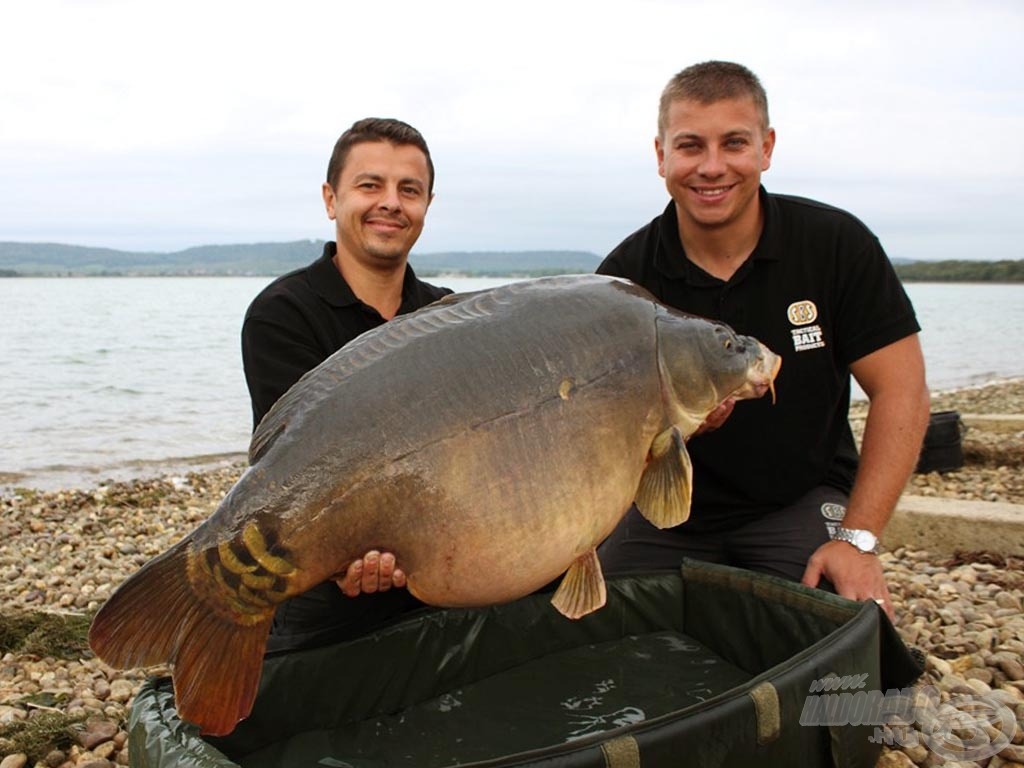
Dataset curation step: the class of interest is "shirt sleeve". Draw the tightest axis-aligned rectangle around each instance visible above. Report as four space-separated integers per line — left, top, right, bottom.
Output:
833 233 920 366
596 258 619 276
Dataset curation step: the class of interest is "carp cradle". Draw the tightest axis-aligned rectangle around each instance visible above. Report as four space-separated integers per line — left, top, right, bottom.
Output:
128 560 920 768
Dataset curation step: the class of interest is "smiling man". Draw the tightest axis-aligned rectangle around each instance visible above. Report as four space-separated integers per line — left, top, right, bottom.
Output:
597 62 930 619
242 118 451 652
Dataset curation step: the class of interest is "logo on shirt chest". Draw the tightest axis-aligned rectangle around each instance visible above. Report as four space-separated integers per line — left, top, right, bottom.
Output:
787 300 826 352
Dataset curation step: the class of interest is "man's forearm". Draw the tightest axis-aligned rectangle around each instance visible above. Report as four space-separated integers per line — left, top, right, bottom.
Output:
842 383 930 534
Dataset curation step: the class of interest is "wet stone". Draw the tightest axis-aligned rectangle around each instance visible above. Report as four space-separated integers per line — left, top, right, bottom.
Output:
74 718 119 750
107 680 134 703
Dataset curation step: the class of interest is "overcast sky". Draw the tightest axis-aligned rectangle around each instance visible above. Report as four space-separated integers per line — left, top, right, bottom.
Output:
2 0 1022 261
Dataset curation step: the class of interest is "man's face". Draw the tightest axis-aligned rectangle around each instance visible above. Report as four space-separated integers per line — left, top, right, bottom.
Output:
323 140 433 270
656 96 775 233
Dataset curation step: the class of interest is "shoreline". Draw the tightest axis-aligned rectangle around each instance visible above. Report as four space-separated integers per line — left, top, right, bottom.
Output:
927 374 1024 396
0 452 248 497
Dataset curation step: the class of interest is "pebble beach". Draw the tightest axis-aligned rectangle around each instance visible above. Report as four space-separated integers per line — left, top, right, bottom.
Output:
1 379 1023 767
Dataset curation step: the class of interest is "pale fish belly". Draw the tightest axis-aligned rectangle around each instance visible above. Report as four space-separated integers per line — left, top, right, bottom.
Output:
402 488 636 607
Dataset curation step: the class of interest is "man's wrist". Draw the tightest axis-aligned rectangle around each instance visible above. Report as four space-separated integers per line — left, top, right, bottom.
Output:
829 527 880 554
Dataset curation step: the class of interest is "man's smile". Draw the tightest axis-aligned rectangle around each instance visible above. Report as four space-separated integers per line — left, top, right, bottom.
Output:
691 185 734 199
365 216 406 233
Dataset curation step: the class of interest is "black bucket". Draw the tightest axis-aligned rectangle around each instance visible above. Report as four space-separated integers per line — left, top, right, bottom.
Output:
915 410 964 474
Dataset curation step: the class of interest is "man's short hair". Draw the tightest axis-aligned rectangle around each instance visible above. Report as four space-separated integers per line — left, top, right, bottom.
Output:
326 118 435 194
658 61 770 138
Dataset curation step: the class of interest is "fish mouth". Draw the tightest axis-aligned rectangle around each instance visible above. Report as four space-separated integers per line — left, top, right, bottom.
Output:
732 345 782 403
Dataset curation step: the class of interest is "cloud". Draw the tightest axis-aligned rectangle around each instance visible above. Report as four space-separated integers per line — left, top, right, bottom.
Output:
1 0 1022 258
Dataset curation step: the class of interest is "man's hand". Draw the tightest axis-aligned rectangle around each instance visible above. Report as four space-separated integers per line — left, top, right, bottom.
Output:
335 550 407 597
694 398 736 436
801 540 894 620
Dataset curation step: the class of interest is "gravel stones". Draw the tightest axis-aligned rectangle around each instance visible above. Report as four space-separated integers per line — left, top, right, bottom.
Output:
852 379 1024 506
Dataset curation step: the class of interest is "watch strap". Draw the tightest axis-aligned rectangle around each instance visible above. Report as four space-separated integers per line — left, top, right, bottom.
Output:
830 527 879 554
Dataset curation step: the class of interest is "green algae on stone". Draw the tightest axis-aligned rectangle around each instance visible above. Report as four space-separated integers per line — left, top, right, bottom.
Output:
0 611 92 659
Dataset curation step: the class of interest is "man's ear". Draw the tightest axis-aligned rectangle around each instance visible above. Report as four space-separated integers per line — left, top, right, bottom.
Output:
322 182 337 220
761 127 776 172
655 136 666 178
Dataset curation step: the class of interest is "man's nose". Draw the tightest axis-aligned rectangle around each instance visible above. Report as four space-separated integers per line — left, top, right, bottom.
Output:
378 184 402 211
699 147 726 177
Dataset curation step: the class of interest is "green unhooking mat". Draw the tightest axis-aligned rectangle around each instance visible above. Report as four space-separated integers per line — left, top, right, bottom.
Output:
128 561 921 768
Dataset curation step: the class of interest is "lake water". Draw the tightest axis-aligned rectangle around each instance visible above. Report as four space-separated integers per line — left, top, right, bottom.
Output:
1 277 1021 492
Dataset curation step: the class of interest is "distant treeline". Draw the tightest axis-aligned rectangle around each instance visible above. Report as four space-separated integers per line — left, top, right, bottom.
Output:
895 259 1024 283
1 241 1021 282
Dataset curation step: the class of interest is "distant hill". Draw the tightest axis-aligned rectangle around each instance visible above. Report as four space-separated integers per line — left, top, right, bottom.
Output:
0 241 602 278
4 242 1019 282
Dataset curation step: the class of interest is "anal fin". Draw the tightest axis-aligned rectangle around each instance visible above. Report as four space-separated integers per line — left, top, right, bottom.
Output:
635 426 693 528
550 548 606 619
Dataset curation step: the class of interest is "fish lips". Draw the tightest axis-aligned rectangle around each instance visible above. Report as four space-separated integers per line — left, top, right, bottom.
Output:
733 344 782 403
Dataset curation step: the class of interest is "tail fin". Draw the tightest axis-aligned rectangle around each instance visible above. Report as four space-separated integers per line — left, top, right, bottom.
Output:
88 539 273 736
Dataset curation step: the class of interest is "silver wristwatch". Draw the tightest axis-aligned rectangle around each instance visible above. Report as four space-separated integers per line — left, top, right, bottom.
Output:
830 527 879 554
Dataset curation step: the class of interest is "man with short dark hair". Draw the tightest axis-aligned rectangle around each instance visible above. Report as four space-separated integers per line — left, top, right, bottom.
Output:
597 62 930 618
242 117 451 651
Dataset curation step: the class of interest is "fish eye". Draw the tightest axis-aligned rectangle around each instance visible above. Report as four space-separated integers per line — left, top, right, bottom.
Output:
723 339 733 350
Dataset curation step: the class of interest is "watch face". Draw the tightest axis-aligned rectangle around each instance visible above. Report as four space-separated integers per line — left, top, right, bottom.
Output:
853 530 877 552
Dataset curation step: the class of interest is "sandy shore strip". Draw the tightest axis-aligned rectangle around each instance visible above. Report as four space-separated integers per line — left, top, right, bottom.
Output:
1 379 1022 766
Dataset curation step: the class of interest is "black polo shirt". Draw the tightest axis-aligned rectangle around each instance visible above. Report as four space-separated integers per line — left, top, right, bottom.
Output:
598 188 919 529
242 242 452 428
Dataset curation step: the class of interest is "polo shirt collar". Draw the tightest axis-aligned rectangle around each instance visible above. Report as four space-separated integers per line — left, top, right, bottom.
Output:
312 241 426 313
311 242 359 307
654 186 781 284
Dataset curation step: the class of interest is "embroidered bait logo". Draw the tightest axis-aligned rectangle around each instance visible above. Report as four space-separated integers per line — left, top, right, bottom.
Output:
787 299 825 352
787 300 818 325
820 502 846 521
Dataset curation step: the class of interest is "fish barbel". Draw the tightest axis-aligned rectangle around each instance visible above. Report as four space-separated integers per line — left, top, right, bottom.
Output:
88 275 780 735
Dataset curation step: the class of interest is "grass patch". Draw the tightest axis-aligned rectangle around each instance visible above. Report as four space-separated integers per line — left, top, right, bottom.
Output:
0 711 89 762
0 611 92 659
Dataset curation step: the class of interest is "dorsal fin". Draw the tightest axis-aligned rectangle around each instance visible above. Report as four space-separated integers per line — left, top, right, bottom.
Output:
248 420 287 466
247 288 510 466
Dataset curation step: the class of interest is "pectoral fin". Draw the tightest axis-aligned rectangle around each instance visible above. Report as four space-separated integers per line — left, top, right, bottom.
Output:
635 426 693 528
550 548 607 619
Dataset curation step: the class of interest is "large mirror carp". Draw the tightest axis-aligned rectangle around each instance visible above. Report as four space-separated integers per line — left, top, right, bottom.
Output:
89 275 780 735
